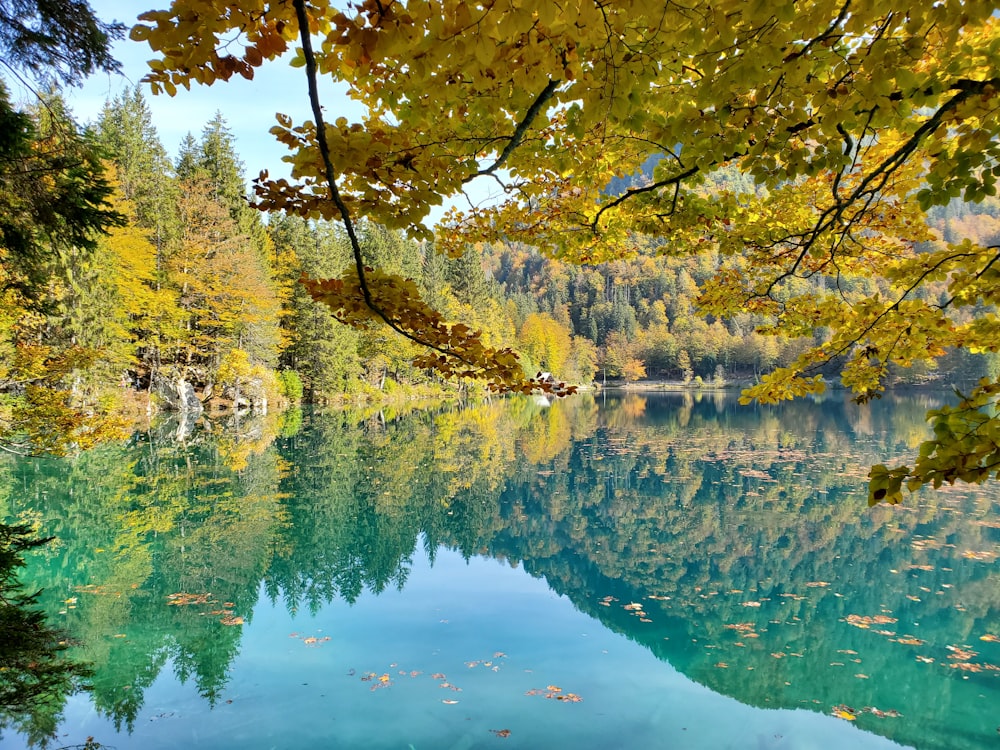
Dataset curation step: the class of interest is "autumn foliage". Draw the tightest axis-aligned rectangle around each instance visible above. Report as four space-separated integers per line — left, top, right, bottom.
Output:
131 0 1000 497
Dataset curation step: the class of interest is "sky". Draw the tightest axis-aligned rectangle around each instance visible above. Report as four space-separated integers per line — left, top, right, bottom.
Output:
58 1 363 186
8 0 498 226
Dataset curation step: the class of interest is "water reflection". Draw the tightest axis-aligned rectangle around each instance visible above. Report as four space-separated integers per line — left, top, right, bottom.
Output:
1 393 999 748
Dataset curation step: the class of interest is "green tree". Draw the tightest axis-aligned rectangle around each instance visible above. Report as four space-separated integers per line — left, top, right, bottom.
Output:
269 214 362 398
96 85 179 268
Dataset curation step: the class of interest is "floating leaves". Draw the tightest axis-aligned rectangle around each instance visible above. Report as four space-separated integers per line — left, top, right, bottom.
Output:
946 645 978 661
833 704 902 721
833 705 857 721
948 662 1000 673
525 686 583 702
962 550 997 562
166 592 212 606
360 672 393 690
465 652 507 672
289 632 331 647
166 592 242 626
845 614 897 629
490 728 511 738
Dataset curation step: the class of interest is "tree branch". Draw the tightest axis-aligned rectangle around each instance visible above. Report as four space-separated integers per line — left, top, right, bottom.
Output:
291 0 469 363
466 77 561 183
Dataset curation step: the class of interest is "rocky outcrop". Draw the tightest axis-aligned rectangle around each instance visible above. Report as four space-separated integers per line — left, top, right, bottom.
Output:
151 373 204 416
222 378 268 414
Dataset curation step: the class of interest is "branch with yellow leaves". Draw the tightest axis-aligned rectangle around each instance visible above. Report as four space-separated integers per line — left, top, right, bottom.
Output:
288 0 573 396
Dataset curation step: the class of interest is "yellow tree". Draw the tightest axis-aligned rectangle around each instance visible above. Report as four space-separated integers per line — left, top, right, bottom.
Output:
134 1 1000 498
518 312 572 378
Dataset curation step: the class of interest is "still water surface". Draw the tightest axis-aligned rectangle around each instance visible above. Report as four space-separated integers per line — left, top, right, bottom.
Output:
2 392 999 749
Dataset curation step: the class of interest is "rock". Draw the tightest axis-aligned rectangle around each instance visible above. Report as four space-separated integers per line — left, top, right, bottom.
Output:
151 373 204 416
222 377 268 414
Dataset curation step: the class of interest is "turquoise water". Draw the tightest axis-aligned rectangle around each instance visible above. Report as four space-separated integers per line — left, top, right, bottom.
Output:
2 392 999 749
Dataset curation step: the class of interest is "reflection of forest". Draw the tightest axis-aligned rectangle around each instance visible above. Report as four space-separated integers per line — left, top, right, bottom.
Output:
2 393 999 748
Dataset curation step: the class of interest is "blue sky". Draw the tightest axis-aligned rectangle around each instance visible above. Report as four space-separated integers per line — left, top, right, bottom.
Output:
61 1 360 184
32 1 496 225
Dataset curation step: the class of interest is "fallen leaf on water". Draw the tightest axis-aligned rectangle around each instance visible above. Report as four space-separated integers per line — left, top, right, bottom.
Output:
431 673 446 680
167 592 212 606
220 615 244 626
855 674 869 679
845 614 897 629
742 601 762 608
981 634 1000 643
946 645 977 661
962 550 997 561
490 729 511 738
895 637 924 646
805 582 830 588
833 705 857 721
864 707 902 719
442 700 459 705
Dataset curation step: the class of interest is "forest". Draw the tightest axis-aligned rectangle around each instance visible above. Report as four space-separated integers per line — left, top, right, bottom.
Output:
4 84 1000 459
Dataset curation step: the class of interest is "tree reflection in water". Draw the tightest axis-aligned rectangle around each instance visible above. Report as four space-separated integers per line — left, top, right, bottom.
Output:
3 393 1000 749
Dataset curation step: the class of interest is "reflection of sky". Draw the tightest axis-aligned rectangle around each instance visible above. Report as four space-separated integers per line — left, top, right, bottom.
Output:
7 545 911 750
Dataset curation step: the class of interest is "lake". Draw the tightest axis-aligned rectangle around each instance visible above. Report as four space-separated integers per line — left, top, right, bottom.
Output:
2 391 999 749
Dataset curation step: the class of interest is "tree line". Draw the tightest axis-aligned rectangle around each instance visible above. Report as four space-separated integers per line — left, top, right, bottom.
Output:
3 85 998 455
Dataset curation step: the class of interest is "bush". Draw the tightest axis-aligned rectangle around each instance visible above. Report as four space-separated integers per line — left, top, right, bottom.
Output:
278 370 304 402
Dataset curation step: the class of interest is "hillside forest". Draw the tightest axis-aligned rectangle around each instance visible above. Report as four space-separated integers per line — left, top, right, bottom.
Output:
2 85 999 454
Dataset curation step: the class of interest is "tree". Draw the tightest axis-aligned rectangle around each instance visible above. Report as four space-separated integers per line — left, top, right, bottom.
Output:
96 85 179 264
0 0 123 86
519 312 573 377
0 1 126 454
135 1 1000 498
